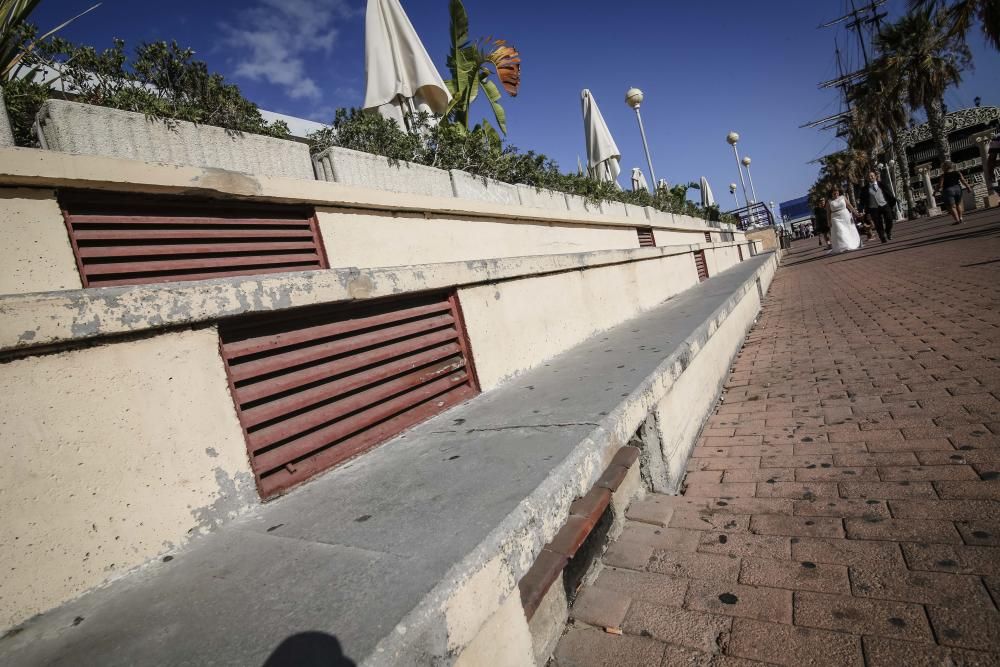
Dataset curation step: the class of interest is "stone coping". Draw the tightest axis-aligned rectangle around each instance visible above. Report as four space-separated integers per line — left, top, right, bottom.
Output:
0 241 751 354
0 252 776 667
0 147 732 235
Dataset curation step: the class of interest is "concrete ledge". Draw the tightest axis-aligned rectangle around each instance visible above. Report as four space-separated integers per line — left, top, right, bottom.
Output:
35 100 314 180
624 203 647 220
312 146 454 199
0 241 748 354
0 148 731 236
0 253 776 667
516 185 570 212
449 170 520 205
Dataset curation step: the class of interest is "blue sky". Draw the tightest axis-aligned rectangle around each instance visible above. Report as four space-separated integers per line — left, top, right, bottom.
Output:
32 0 1000 205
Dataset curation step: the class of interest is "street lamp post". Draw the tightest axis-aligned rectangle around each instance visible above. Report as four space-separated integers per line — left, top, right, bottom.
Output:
742 156 760 205
726 132 751 215
625 88 657 189
729 183 740 208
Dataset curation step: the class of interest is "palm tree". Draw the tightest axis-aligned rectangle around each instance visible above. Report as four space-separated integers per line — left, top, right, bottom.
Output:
444 0 521 138
877 9 972 163
910 0 1000 51
848 67 917 217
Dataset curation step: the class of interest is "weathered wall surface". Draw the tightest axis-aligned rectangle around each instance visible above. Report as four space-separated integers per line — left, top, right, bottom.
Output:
460 253 701 391
653 256 778 491
0 188 82 295
316 208 640 268
0 327 254 628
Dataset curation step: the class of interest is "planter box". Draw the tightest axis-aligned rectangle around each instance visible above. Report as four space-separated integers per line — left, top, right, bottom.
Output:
624 203 647 220
35 99 313 180
0 90 14 147
600 200 628 218
313 145 453 199
449 170 520 206
564 194 602 215
516 185 570 212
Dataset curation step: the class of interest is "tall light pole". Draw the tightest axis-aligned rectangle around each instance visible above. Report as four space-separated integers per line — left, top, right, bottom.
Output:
626 87 657 188
742 156 759 204
726 132 750 211
729 182 740 208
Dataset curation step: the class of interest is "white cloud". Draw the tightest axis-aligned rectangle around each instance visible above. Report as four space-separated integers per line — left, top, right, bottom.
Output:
221 0 357 100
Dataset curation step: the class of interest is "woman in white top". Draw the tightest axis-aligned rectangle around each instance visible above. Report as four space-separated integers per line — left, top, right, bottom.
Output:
826 187 863 253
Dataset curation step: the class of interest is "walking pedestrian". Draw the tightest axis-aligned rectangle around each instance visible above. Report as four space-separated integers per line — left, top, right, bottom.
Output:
935 161 973 225
827 187 862 253
813 197 831 248
859 171 897 243
986 120 999 195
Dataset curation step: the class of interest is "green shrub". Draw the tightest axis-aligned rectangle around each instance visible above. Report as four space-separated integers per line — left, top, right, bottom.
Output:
309 109 734 223
2 29 290 146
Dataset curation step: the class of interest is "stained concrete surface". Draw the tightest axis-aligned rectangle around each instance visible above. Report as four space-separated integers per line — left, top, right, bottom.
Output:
0 254 773 667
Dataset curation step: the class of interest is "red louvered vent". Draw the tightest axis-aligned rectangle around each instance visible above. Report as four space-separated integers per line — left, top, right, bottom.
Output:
219 292 478 499
737 244 744 262
636 227 655 247
704 231 712 243
59 191 328 287
694 250 709 282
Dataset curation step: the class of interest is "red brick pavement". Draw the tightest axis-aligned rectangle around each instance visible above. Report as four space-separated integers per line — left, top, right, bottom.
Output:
554 209 1000 666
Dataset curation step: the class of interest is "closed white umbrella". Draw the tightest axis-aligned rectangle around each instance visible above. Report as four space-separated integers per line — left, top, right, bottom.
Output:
699 176 715 208
364 0 451 128
631 167 650 192
581 89 621 187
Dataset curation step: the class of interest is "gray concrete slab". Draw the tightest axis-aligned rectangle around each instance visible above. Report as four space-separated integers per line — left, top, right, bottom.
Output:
0 254 774 667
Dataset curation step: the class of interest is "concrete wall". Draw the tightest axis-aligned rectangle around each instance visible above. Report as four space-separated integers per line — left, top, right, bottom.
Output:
653 256 778 491
0 327 254 628
0 188 82 295
461 253 700 391
36 100 314 180
316 208 639 268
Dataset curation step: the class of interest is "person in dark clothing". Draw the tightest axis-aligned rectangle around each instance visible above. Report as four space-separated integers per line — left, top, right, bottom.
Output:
813 197 830 248
936 161 972 224
859 171 897 243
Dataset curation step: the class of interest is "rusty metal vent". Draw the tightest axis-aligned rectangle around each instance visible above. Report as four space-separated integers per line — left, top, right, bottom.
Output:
704 231 712 243
694 250 709 282
219 292 478 499
737 244 744 261
59 192 327 287
636 227 655 247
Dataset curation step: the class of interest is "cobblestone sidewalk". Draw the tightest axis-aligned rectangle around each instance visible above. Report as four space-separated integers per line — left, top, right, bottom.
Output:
554 210 1000 666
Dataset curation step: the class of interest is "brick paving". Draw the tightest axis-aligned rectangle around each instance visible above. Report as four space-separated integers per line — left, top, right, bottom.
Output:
554 209 1000 666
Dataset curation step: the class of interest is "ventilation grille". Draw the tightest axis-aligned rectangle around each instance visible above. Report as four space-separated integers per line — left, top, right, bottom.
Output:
219 292 478 499
636 227 655 247
704 231 712 243
694 250 709 282
60 192 327 287
737 244 744 261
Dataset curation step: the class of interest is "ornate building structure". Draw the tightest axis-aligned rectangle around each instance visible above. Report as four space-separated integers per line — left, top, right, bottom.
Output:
894 105 999 212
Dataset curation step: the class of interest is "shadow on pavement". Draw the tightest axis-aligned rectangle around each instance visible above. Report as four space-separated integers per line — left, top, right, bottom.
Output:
263 632 356 667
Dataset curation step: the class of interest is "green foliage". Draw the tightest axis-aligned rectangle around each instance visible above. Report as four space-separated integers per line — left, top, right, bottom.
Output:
444 0 520 136
309 110 730 223
2 29 290 146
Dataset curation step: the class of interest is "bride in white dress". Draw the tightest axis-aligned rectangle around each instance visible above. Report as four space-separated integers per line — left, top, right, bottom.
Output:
826 187 863 253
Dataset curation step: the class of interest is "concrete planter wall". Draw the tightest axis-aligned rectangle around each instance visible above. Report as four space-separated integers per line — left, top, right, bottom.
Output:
624 204 648 220
516 185 570 212
0 90 14 147
35 99 313 180
313 145 453 199
449 170 520 205
600 200 628 217
564 194 602 215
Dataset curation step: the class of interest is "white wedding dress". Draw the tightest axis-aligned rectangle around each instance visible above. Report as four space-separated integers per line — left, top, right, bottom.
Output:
828 195 861 253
